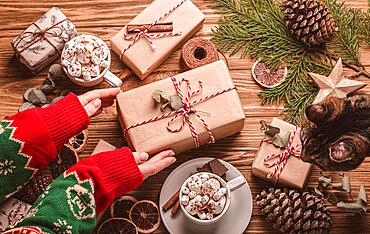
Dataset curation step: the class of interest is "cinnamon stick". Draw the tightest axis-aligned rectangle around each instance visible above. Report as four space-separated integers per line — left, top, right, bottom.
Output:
126 22 173 33
162 190 180 211
171 200 181 216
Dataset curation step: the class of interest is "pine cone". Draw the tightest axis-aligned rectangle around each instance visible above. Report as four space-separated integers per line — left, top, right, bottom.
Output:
256 188 332 233
14 168 53 204
283 0 337 47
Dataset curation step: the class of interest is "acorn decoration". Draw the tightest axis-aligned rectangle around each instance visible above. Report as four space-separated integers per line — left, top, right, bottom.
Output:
283 0 337 47
256 188 332 233
14 168 53 204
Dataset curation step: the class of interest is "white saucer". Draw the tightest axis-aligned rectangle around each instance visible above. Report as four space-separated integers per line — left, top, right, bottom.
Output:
159 157 253 234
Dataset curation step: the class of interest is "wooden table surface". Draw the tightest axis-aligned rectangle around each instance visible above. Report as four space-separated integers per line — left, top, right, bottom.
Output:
0 0 369 233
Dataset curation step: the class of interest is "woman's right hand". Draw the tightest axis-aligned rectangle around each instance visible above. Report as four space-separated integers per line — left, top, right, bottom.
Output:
133 150 176 179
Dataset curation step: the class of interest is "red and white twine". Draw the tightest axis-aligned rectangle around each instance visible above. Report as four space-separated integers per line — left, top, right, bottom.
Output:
263 127 302 180
120 0 187 58
126 77 236 148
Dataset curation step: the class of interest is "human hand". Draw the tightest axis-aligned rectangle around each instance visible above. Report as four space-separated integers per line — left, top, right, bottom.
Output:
133 150 176 179
78 88 121 117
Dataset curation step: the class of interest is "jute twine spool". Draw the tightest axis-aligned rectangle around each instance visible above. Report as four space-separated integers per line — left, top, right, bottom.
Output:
180 38 219 71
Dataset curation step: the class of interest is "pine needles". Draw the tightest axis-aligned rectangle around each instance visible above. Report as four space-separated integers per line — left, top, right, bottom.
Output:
211 0 370 124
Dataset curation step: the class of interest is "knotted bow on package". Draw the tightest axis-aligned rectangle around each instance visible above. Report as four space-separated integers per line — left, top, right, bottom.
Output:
110 0 205 80
11 7 77 74
252 118 312 189
116 60 245 155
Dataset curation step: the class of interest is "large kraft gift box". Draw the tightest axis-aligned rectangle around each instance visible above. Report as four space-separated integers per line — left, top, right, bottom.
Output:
116 60 245 155
110 0 205 80
91 140 117 155
252 118 312 189
11 7 77 74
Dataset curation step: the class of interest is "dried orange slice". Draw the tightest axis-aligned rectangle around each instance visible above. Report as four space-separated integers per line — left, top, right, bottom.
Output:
49 145 79 179
111 195 138 219
66 129 88 153
252 59 287 88
129 200 160 234
97 218 138 234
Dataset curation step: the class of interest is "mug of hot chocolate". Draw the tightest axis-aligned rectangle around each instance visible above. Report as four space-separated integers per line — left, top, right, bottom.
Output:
179 172 245 225
61 34 122 87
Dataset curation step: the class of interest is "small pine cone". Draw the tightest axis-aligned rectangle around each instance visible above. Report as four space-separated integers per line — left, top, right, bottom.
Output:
256 188 332 233
13 168 53 204
283 0 337 47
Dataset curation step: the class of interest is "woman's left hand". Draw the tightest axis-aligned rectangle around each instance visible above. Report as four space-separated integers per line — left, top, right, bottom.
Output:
78 88 121 117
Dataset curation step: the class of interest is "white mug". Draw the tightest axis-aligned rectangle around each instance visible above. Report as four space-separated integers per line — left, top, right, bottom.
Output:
61 34 122 87
179 172 245 225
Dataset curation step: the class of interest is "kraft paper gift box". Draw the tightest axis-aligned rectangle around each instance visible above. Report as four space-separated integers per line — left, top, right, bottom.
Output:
252 118 312 189
110 0 205 80
92 140 117 155
0 198 31 232
116 60 245 155
11 7 77 74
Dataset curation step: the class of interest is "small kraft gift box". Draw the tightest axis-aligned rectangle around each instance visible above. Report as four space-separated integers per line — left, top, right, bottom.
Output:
11 7 77 74
110 0 205 80
116 60 245 155
252 118 312 189
0 198 31 232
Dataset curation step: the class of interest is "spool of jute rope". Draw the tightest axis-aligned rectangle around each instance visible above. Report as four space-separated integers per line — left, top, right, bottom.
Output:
180 38 219 71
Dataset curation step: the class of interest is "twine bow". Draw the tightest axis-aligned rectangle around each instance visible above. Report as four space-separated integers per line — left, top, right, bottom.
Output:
120 0 187 57
263 127 302 180
14 18 68 55
126 77 236 148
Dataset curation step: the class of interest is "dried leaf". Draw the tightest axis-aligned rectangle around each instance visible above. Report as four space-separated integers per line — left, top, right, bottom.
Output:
318 176 332 188
271 135 285 148
51 96 64 104
356 185 367 212
160 101 170 112
337 201 364 213
281 132 291 147
331 182 344 191
48 64 65 80
314 187 324 197
260 120 280 139
152 90 163 103
327 192 338 204
24 88 47 105
41 84 56 94
342 173 351 193
18 102 36 112
60 90 70 96
170 95 183 110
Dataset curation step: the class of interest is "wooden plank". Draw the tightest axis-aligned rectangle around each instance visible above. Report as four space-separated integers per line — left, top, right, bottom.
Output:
0 0 370 233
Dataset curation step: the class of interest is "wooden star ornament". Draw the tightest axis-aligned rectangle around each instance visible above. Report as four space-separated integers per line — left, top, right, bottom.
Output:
309 58 367 104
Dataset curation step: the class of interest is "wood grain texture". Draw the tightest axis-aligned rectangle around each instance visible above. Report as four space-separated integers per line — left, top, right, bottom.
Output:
0 0 369 233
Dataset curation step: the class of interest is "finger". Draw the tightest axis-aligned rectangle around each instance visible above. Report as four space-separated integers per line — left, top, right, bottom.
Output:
84 98 101 117
79 88 121 105
132 152 149 164
139 157 176 178
147 150 175 164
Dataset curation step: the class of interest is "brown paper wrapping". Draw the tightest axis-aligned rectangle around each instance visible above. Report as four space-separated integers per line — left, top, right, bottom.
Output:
116 60 245 155
252 118 312 189
11 7 77 74
110 0 205 80
0 198 31 232
91 140 117 155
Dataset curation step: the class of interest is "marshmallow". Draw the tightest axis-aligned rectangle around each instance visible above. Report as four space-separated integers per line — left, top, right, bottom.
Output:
90 65 101 77
197 210 207 220
67 61 82 77
187 175 202 193
201 178 220 197
213 196 226 215
82 71 91 81
193 195 203 207
181 195 190 206
188 191 196 199
199 174 209 183
213 187 228 201
61 59 70 67
185 200 199 216
182 187 190 195
201 195 210 206
91 55 102 65
206 213 214 220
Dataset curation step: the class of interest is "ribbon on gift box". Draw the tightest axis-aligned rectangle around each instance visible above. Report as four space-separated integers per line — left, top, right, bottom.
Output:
120 0 187 57
263 127 302 180
126 77 236 148
14 18 69 55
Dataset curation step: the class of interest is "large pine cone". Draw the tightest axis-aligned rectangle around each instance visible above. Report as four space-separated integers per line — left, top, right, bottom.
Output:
283 0 337 47
256 188 332 233
14 168 53 204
